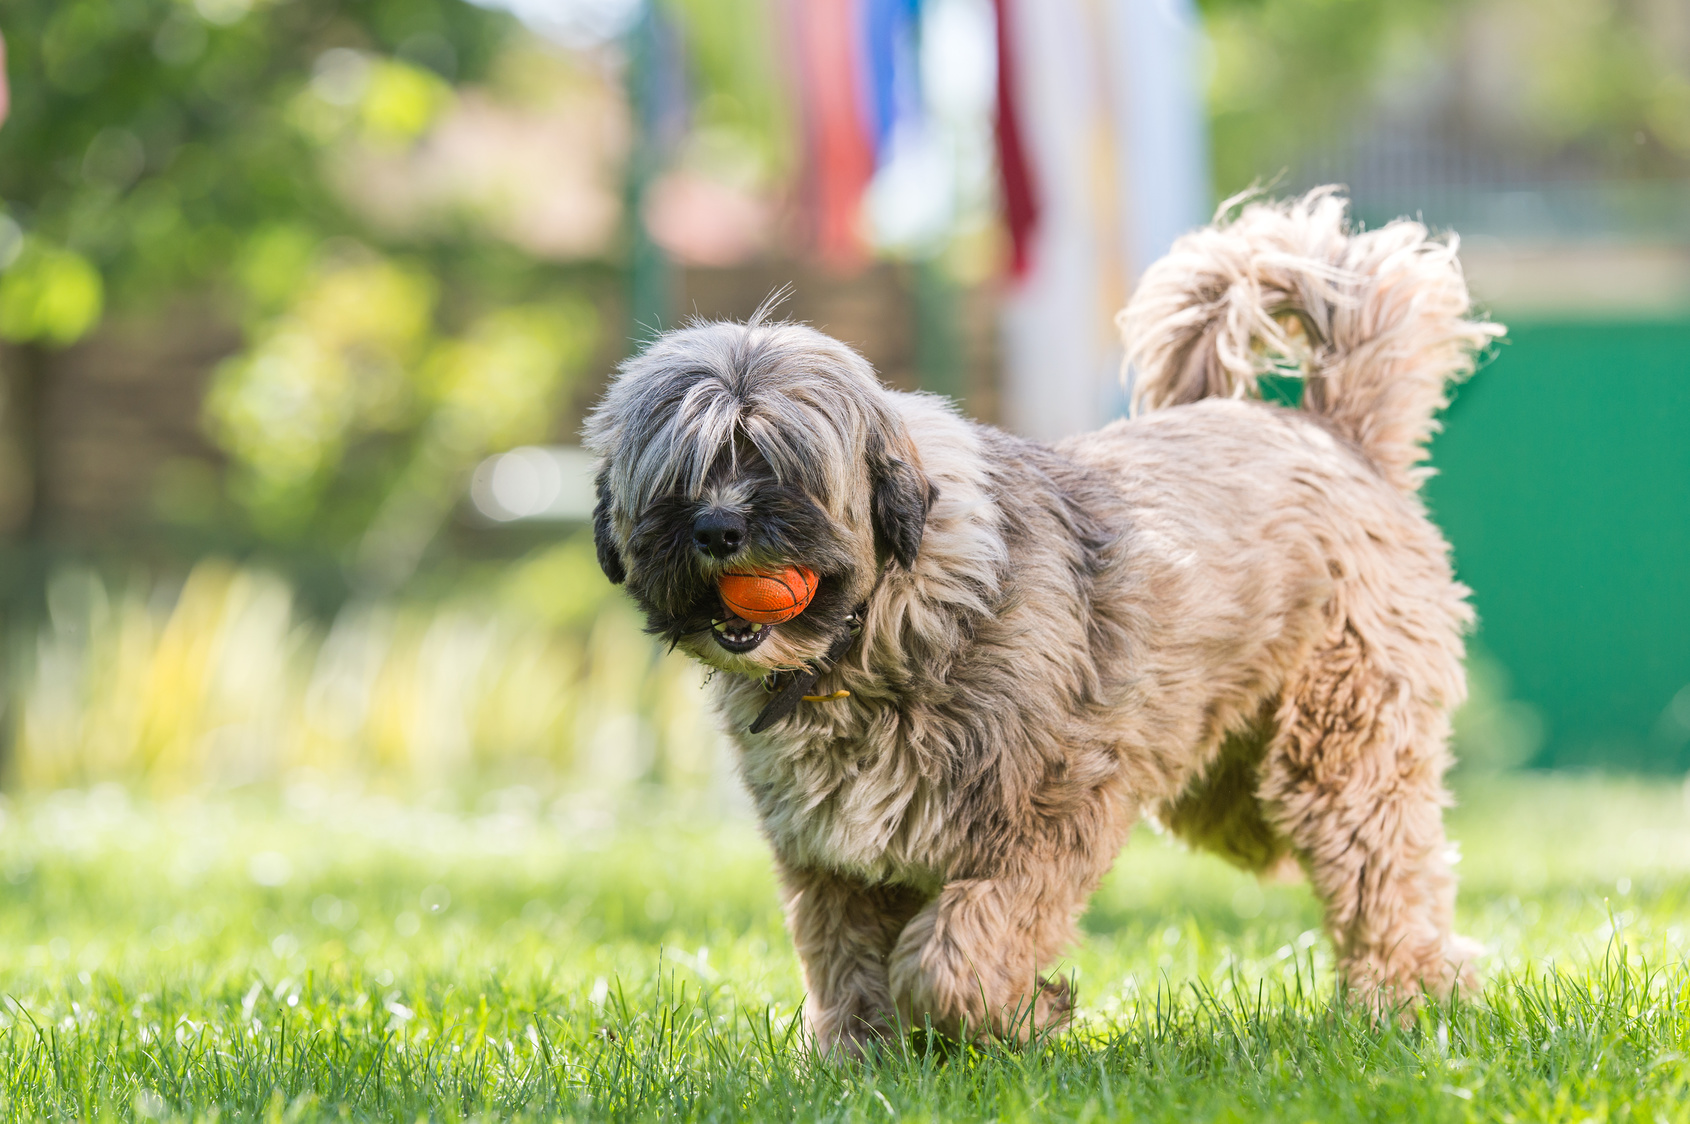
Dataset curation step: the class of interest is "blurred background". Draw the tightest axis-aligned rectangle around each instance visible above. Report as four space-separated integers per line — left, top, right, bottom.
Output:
0 0 1685 808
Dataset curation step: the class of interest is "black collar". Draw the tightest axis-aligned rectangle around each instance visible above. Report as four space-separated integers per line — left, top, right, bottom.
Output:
748 605 865 734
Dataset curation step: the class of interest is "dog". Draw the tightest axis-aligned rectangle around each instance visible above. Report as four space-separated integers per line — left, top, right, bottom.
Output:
584 189 1501 1053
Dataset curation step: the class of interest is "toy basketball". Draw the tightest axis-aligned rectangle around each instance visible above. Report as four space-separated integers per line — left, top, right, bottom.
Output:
719 565 819 624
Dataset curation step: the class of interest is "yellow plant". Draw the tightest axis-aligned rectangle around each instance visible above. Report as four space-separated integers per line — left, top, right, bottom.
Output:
11 548 729 800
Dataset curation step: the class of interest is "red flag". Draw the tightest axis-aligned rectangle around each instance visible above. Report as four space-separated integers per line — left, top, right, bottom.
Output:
797 0 877 269
993 0 1038 279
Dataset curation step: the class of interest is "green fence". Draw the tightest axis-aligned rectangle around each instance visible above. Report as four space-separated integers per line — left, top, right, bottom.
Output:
1426 318 1690 771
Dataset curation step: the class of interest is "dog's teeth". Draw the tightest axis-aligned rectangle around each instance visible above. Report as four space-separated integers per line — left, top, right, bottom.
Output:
751 623 764 632
714 622 727 632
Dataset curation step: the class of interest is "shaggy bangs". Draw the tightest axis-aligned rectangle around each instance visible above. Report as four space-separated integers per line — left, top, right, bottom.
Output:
586 318 896 519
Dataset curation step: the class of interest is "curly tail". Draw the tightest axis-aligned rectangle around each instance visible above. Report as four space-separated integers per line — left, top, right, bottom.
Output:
1118 188 1504 493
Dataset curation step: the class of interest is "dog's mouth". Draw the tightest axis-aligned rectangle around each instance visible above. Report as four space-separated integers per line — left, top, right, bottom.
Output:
712 613 772 653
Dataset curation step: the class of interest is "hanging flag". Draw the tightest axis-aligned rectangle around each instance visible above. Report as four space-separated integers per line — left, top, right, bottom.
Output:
861 0 922 158
993 0 1209 439
792 0 932 266
796 0 879 267
992 0 1037 279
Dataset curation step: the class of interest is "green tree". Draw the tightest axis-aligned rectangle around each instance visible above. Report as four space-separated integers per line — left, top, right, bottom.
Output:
0 0 508 318
0 0 603 589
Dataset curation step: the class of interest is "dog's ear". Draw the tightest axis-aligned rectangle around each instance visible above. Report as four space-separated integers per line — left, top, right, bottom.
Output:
592 470 626 584
870 447 937 570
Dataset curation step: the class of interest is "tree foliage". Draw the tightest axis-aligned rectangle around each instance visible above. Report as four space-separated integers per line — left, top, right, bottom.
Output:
0 0 510 321
0 0 605 586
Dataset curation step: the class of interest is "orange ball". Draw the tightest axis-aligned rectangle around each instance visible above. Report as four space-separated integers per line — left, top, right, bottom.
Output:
718 566 819 624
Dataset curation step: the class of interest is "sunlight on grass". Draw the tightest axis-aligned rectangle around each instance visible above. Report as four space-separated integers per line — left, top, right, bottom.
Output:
5 562 1689 1119
0 775 1687 1120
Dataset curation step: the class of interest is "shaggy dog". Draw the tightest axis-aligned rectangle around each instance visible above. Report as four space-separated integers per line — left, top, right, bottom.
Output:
584 189 1502 1053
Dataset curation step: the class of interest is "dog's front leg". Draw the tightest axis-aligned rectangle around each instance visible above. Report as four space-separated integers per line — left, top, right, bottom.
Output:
776 862 929 1057
883 872 1074 1042
885 805 1127 1044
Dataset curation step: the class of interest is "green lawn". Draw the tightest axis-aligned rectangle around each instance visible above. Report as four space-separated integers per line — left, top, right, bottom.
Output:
1 775 1688 1121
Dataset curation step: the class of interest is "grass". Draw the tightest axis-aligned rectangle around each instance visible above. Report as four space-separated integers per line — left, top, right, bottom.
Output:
0 775 1688 1121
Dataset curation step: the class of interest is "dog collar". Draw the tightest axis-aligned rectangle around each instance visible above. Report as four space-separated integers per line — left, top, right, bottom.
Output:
748 605 864 735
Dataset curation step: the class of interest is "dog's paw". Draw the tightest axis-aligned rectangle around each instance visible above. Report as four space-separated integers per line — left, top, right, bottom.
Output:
813 1015 897 1063
1340 934 1486 1025
808 1000 900 1062
823 1025 884 1063
1032 974 1074 1033
1439 934 1484 997
993 975 1077 1043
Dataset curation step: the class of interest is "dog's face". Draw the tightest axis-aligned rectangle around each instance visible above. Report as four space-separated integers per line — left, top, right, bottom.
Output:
583 319 934 677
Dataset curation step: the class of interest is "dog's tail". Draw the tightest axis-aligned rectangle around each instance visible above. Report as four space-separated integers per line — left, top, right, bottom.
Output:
1118 187 1503 493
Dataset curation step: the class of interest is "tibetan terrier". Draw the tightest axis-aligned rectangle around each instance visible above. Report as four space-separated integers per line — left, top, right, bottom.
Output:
584 189 1501 1053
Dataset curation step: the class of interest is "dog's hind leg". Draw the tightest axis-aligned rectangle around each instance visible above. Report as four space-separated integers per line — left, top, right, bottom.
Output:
1260 621 1480 1012
776 863 929 1057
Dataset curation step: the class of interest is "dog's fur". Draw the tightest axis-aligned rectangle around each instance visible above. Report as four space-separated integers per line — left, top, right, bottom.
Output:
584 190 1503 1052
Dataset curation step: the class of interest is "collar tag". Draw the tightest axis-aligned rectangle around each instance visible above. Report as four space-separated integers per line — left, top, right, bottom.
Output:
747 605 864 735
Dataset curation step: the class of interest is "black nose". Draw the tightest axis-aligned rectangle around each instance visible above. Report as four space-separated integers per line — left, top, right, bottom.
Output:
692 510 747 558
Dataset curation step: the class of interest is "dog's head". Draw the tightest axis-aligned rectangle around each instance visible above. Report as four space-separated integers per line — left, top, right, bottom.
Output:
583 317 935 677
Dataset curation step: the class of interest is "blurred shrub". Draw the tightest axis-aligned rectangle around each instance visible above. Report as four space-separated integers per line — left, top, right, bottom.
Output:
290 49 457 147
204 242 597 585
9 547 728 800
207 252 440 510
0 239 104 346
2 552 1556 794
1202 0 1454 194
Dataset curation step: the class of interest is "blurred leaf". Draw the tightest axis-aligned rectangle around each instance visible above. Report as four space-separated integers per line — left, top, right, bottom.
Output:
206 236 598 566
0 0 628 579
236 223 320 312
204 249 438 530
425 299 597 453
361 58 456 142
0 239 105 346
1205 0 1456 194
